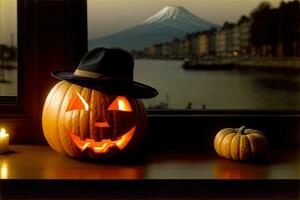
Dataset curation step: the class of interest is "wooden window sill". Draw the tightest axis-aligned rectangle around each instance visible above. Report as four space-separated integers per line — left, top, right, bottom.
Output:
1 145 299 199
0 145 298 180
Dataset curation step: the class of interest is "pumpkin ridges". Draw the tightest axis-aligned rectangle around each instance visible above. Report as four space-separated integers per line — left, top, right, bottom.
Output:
46 81 72 153
42 81 66 152
112 106 118 140
79 87 91 141
230 134 240 160
100 92 110 140
99 91 107 140
111 95 120 141
68 85 83 137
42 82 63 149
104 94 111 136
137 99 147 121
214 129 234 156
247 133 267 158
85 88 93 141
246 134 256 159
58 83 83 157
220 133 235 160
239 135 251 160
48 81 81 156
71 106 81 137
87 89 96 159
89 89 97 141
42 81 63 152
252 132 268 141
86 89 95 159
237 134 240 160
137 99 147 139
66 84 86 158
95 91 103 140
129 99 147 148
249 129 264 136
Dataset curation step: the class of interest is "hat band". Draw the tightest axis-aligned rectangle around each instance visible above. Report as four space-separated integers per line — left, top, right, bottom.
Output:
74 69 132 81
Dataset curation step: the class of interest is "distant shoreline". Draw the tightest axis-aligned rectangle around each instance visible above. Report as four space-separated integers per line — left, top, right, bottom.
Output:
134 57 300 70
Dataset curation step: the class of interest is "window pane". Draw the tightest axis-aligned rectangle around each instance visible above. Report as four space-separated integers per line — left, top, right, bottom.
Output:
87 0 300 110
0 0 17 102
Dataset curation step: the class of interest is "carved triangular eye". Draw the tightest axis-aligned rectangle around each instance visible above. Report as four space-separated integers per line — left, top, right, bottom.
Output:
66 91 89 111
108 96 132 112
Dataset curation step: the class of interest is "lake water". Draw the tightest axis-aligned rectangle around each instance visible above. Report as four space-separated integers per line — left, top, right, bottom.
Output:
134 59 300 109
1 59 300 109
0 61 17 97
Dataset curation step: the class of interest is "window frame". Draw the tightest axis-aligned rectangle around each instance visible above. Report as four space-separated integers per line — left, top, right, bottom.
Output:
0 0 299 146
0 0 87 143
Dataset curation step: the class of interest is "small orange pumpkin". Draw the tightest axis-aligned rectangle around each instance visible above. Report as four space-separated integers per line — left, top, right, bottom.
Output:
42 81 147 159
214 126 268 161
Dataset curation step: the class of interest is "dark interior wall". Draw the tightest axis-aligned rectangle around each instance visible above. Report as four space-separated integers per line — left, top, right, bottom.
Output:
0 0 299 149
147 112 300 150
0 0 87 143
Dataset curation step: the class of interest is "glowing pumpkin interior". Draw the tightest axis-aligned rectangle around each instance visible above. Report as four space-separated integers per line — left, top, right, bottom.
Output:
66 91 135 154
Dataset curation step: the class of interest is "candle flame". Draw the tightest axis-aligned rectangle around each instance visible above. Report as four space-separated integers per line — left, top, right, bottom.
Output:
0 128 7 136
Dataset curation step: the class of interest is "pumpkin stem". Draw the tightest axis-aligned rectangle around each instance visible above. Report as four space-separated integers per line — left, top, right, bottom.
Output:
238 126 247 135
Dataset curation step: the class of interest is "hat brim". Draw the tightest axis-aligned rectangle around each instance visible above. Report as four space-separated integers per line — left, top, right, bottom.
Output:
51 71 158 99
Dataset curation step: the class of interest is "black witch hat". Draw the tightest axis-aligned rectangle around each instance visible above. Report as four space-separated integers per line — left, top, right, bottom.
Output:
51 47 158 98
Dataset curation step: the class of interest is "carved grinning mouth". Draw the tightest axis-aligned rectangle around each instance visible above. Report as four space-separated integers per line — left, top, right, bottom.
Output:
65 92 136 154
68 125 136 154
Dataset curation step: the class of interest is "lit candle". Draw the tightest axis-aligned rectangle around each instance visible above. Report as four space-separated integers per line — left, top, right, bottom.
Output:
0 128 9 153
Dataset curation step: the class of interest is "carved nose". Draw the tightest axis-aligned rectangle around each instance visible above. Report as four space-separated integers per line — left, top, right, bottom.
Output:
94 121 110 128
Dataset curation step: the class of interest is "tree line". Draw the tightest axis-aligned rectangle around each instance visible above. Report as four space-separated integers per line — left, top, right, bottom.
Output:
250 0 300 57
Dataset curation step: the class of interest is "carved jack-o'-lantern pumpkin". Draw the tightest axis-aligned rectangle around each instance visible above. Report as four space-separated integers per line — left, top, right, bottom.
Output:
42 48 158 159
42 81 147 159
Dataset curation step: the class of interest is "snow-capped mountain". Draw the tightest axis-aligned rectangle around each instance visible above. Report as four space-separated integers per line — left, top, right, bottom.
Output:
89 6 218 51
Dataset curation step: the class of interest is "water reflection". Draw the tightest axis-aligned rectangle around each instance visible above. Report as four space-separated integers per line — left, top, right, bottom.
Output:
0 0 18 98
135 59 300 109
255 78 300 91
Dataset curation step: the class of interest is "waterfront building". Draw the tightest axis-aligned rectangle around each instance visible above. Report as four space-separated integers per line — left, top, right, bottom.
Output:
189 33 200 57
238 17 251 55
224 23 235 56
143 17 253 59
183 34 192 58
144 46 155 57
170 38 181 59
154 44 163 58
232 25 240 55
162 42 172 58
176 37 189 59
215 29 226 57
207 29 217 56
198 31 209 57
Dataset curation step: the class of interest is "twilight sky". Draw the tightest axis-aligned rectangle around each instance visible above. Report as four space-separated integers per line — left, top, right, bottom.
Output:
88 0 287 39
0 0 288 44
0 0 17 45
